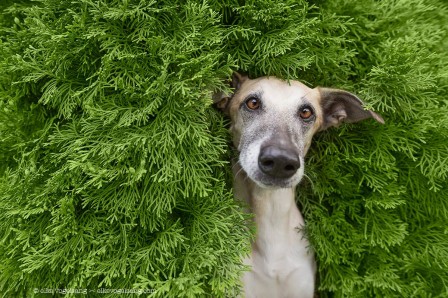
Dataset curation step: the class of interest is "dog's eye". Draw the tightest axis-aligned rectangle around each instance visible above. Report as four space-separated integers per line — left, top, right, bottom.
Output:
299 106 314 121
245 97 260 110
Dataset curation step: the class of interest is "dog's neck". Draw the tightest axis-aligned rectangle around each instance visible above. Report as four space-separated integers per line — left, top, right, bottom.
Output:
233 162 304 256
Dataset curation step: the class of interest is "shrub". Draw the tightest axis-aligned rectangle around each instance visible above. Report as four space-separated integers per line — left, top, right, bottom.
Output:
1 0 447 297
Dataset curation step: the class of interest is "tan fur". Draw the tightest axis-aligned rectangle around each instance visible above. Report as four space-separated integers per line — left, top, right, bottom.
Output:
228 77 317 297
217 74 383 298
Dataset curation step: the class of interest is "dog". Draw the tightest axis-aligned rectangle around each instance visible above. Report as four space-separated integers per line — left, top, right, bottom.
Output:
214 73 384 298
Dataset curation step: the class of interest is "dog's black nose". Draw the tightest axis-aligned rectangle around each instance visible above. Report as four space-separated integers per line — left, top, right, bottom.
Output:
258 146 300 178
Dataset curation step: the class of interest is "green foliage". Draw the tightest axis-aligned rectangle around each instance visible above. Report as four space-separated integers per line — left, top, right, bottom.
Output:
1 0 447 297
0 1 247 297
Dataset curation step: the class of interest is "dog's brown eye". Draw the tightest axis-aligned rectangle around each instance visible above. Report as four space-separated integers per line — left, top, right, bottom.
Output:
299 107 314 121
245 97 260 110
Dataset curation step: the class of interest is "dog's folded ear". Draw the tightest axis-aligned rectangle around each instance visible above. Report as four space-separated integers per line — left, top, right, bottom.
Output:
212 91 231 112
318 87 384 130
213 72 248 114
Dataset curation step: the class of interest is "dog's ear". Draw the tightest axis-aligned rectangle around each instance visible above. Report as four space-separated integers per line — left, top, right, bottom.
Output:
318 88 384 130
212 91 231 112
231 72 248 90
213 72 248 114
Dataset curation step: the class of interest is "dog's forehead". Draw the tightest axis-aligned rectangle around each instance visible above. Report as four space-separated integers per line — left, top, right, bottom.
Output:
236 77 318 111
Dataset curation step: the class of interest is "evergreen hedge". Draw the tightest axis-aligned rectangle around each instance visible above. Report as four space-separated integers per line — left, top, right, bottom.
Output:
0 0 447 297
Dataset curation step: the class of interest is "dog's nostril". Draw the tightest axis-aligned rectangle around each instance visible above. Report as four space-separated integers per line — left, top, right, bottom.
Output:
261 160 274 168
285 164 296 172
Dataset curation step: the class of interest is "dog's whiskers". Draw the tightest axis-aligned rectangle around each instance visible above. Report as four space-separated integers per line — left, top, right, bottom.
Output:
231 162 240 172
302 173 315 190
234 166 245 179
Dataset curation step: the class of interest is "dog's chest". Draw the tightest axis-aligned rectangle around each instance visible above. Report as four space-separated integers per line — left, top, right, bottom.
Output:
234 182 315 297
242 220 315 298
254 234 310 276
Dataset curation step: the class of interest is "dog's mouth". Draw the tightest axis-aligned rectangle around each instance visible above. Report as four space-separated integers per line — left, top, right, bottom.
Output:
252 174 295 188
250 170 303 189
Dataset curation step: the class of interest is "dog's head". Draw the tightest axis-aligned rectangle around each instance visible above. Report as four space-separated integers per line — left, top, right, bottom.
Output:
215 73 384 189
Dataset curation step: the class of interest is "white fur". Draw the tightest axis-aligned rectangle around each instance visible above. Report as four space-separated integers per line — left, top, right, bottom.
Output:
236 183 316 298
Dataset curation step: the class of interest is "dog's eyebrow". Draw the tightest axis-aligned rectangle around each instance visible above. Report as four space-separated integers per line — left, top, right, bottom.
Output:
299 96 313 106
300 94 318 109
245 90 263 100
